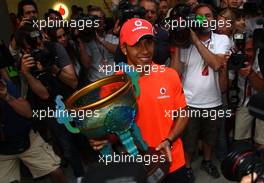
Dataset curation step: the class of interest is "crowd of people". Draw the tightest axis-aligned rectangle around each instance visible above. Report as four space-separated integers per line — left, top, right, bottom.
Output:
0 0 264 183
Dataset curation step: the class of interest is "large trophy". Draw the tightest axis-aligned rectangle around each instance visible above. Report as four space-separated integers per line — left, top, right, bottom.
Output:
55 68 169 182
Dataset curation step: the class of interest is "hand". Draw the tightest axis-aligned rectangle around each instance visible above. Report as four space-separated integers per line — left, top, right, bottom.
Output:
156 139 172 162
89 139 109 151
190 29 200 45
240 172 257 183
21 54 36 75
19 17 31 27
239 62 252 77
0 79 8 100
113 19 121 35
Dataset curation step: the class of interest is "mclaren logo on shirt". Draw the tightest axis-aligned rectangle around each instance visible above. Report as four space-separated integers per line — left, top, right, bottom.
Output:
157 87 170 99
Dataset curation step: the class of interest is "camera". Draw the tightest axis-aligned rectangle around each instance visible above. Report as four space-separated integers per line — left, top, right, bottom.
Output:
117 0 146 26
72 15 99 42
29 47 53 76
221 92 264 183
228 33 248 70
221 142 264 183
168 4 207 48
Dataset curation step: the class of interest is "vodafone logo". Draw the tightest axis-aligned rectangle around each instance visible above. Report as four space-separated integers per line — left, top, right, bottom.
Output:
157 87 170 99
132 20 148 32
160 87 166 95
135 20 143 27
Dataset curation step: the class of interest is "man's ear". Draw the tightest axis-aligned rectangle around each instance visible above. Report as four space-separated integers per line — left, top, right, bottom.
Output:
120 44 127 56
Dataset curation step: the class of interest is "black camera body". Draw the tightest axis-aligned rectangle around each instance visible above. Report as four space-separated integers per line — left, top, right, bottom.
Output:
29 43 55 77
221 92 264 182
73 15 99 43
228 53 248 70
168 4 206 48
118 0 146 26
228 33 248 70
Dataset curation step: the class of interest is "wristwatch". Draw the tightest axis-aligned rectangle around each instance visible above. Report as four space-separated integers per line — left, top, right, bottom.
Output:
163 138 173 147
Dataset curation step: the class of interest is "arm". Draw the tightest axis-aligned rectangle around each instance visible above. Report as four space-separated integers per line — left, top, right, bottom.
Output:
96 34 118 55
100 40 118 55
21 54 49 100
53 43 78 89
4 95 32 118
78 39 92 69
156 108 189 162
54 64 78 89
170 47 182 73
219 64 229 93
191 31 228 71
0 80 32 118
167 110 189 142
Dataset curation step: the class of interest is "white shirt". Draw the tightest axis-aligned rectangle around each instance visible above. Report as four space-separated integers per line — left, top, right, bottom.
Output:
180 32 231 108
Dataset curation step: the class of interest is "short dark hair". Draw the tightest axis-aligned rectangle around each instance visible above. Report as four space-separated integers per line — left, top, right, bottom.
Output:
44 9 63 20
17 0 38 18
193 3 216 17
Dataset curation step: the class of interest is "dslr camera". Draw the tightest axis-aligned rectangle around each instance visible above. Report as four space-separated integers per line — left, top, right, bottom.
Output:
168 4 208 48
228 33 248 70
72 15 99 43
221 92 264 183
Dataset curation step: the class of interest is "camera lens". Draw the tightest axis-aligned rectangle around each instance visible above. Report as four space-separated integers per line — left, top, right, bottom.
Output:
221 142 264 182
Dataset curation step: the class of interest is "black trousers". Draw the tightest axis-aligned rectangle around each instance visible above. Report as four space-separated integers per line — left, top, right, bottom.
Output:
162 166 189 183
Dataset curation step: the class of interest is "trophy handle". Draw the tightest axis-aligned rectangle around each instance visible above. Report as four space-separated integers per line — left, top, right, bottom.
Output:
131 122 148 152
117 130 139 156
55 95 80 134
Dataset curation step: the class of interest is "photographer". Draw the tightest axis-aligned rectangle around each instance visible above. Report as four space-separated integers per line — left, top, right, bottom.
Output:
16 24 86 182
170 3 231 182
85 6 118 82
231 38 264 149
0 70 67 183
17 0 38 27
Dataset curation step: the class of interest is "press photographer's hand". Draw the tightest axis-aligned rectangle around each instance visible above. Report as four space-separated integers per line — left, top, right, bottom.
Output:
21 54 36 74
156 139 172 162
190 29 200 45
19 17 31 27
239 62 252 77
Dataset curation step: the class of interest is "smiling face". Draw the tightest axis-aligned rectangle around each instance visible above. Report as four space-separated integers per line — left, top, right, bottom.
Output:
121 37 154 73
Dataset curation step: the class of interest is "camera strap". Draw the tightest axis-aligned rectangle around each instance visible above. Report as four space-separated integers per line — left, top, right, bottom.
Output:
241 77 249 106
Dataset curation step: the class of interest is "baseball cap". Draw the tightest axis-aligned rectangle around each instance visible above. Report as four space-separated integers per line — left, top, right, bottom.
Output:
120 18 154 46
